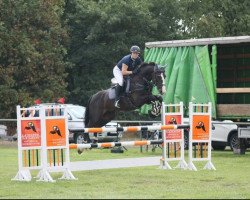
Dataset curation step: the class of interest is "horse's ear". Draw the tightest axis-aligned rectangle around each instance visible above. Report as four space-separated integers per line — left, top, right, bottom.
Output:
159 64 168 69
158 64 167 73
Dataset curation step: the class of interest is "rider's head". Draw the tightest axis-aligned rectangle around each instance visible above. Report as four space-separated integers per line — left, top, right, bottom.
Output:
130 45 140 59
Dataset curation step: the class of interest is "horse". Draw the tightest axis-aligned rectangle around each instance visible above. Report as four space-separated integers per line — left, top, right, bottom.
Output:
81 62 166 148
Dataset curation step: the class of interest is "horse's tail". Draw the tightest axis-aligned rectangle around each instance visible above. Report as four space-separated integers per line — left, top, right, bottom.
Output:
84 96 92 128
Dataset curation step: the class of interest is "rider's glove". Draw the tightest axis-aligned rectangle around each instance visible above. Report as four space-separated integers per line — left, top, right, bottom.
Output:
132 68 139 75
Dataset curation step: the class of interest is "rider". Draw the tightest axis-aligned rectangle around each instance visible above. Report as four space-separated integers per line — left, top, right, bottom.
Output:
113 45 142 108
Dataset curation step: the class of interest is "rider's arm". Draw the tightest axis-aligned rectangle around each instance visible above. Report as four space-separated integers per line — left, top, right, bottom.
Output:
121 63 133 75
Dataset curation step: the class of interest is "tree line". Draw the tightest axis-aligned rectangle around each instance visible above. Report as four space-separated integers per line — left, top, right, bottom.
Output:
0 0 249 118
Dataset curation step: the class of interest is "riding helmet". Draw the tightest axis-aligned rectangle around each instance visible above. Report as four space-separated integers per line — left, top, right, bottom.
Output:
130 45 140 53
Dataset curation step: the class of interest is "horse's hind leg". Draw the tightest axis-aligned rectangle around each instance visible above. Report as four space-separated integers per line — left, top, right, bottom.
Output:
93 133 98 143
84 119 102 144
83 132 97 144
83 133 91 143
76 133 91 154
88 112 115 144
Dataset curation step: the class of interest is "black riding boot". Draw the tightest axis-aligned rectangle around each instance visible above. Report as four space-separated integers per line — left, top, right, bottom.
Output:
114 85 122 108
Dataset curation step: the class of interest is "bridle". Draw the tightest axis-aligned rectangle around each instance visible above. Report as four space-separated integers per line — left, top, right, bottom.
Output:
131 64 165 94
152 64 166 93
127 63 165 109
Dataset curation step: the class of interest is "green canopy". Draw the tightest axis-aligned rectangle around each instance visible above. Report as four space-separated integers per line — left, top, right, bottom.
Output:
140 45 217 118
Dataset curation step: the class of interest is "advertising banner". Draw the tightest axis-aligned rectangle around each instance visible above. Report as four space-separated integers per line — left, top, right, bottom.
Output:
21 120 41 147
165 115 182 140
192 115 210 140
46 119 66 147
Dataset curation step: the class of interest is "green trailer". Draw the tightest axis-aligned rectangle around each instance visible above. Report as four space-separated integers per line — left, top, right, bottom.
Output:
140 36 250 152
142 36 250 121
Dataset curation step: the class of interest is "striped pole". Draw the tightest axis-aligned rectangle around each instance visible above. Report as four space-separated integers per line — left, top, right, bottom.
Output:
70 140 163 150
82 124 189 133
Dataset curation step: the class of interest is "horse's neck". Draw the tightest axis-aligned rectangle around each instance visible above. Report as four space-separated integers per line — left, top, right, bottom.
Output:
131 74 146 84
130 72 152 89
138 69 153 82
130 66 154 84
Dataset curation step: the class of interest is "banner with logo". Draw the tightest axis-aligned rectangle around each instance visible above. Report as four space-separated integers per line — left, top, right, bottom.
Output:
165 115 182 140
21 120 41 147
192 115 210 140
46 119 66 147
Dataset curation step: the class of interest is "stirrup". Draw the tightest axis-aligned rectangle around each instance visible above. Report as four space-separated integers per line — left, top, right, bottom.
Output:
115 100 120 108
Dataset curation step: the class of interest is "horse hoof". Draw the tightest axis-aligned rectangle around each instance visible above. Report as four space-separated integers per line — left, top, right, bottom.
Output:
77 149 83 155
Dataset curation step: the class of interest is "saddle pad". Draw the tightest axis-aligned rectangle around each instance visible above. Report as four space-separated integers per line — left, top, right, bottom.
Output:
108 88 115 99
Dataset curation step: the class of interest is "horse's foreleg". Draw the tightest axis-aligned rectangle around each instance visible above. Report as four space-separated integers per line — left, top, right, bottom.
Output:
145 95 163 118
155 95 163 102
146 95 158 104
146 95 163 103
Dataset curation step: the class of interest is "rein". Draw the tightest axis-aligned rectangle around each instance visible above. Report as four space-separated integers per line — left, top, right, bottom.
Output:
130 74 154 93
126 70 157 109
120 63 164 109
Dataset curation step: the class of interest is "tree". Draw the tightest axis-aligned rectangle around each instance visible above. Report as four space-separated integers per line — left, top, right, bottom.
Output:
146 0 182 40
0 0 69 117
178 0 250 38
65 0 182 108
219 0 250 36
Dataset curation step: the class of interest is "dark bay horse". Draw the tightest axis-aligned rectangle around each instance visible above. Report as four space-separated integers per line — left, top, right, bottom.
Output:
82 62 166 145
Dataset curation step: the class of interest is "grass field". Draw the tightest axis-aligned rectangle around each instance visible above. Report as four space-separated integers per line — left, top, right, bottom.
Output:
1 141 250 199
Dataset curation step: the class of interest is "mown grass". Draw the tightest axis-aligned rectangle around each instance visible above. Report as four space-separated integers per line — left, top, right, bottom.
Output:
1 141 250 199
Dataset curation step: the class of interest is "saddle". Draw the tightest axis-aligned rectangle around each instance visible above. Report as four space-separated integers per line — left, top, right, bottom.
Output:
108 76 131 99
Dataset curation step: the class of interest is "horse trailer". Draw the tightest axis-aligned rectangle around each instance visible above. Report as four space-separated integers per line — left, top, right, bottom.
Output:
142 36 250 153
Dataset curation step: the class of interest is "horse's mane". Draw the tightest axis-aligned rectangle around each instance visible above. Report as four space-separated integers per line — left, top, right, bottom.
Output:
139 62 155 68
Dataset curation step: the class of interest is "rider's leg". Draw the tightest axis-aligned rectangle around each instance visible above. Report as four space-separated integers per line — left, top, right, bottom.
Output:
114 84 122 108
113 66 123 108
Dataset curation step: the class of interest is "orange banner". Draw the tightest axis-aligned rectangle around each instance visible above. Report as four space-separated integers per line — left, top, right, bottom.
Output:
21 120 41 147
192 115 210 140
165 115 182 140
46 119 66 147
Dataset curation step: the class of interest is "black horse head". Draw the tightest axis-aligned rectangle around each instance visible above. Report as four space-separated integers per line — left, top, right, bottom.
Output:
152 63 166 95
135 62 166 95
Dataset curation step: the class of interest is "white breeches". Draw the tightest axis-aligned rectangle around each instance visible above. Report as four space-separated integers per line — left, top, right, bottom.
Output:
113 65 123 86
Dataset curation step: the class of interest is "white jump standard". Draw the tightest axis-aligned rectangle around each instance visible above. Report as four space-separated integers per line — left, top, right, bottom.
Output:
12 105 76 182
160 102 188 170
188 102 216 171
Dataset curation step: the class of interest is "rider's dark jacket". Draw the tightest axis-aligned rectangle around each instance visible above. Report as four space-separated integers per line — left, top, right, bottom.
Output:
117 54 142 71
